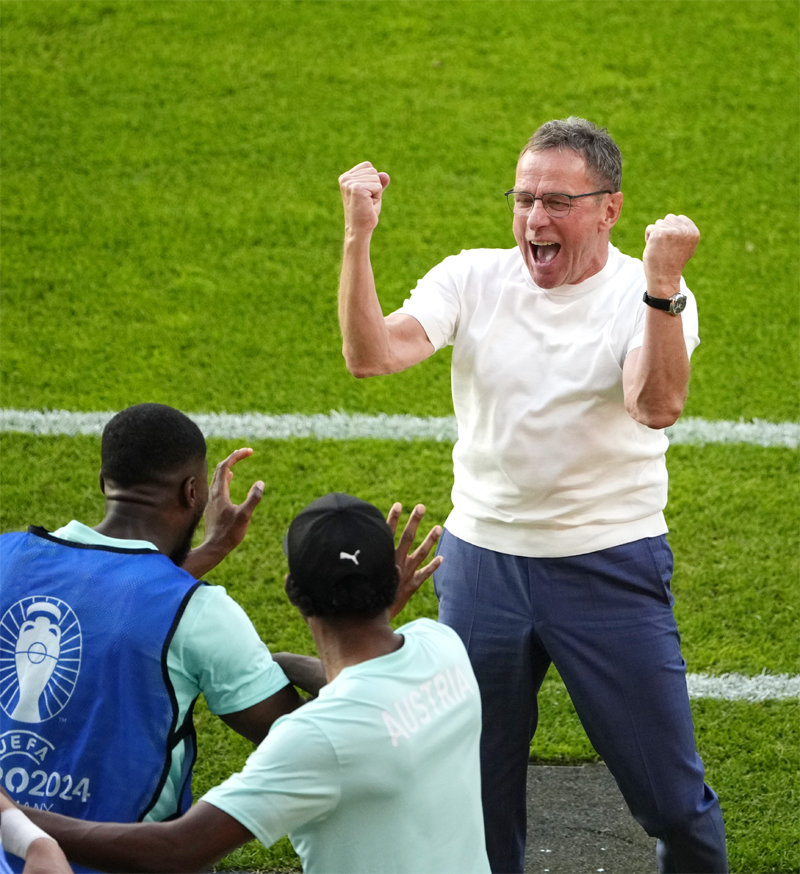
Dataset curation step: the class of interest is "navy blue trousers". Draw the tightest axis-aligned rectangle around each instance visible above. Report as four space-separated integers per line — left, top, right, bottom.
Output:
435 530 728 874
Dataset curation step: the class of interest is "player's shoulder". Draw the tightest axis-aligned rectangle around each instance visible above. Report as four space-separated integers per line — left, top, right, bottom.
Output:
399 617 466 650
178 583 260 638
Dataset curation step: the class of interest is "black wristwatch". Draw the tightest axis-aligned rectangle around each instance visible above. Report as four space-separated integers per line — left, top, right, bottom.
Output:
642 290 687 315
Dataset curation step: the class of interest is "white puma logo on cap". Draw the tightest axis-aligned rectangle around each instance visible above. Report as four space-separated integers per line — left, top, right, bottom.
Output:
339 549 361 565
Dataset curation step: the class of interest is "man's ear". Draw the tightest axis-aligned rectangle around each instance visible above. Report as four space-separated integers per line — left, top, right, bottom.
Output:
285 573 299 606
98 471 106 494
181 475 199 509
602 191 624 231
285 575 310 626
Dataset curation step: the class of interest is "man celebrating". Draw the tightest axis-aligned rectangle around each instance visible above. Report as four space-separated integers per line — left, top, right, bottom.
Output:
3 493 489 874
0 403 305 871
336 117 727 873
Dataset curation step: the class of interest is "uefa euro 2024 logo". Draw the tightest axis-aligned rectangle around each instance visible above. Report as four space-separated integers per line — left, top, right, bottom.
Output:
0 597 82 724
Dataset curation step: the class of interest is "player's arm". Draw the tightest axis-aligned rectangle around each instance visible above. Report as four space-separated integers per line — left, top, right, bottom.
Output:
219 683 305 744
338 162 435 377
186 588 308 744
271 651 327 697
623 214 698 429
10 798 250 874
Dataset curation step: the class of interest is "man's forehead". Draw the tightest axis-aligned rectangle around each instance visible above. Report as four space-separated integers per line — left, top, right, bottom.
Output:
515 147 590 183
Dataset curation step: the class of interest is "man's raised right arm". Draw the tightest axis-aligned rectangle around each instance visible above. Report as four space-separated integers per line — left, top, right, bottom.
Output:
338 162 434 377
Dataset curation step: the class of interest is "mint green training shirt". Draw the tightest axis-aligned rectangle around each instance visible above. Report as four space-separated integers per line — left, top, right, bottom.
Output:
203 618 490 874
52 521 290 820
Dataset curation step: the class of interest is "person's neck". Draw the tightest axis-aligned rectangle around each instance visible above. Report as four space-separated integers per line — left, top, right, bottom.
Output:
94 500 173 556
308 614 404 683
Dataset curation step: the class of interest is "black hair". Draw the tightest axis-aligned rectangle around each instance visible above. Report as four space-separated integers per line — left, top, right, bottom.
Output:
285 567 399 619
100 403 206 487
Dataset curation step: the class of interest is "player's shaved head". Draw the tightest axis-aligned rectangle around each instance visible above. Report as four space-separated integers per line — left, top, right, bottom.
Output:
100 403 207 488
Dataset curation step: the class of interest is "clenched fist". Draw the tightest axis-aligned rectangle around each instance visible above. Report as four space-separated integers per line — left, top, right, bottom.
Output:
643 213 700 295
339 161 391 235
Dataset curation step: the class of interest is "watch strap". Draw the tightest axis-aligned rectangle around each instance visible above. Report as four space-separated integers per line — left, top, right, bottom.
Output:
642 291 671 311
642 291 686 315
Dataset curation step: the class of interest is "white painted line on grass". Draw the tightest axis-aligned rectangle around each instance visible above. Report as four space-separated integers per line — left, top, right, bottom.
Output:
686 671 800 702
0 409 457 441
669 417 800 448
1 409 798 446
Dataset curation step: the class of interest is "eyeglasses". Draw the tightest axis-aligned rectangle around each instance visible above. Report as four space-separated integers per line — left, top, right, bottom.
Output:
504 189 613 218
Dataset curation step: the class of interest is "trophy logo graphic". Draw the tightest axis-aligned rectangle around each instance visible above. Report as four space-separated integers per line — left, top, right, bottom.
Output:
0 597 81 723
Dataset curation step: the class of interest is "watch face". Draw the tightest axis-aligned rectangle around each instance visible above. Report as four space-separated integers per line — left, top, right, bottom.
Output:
671 294 687 314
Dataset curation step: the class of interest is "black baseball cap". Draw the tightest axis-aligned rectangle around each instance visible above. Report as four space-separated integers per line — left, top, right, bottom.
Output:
284 493 396 596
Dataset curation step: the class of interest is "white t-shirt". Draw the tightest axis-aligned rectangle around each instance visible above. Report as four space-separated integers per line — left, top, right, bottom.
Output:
51 521 290 820
400 244 699 558
203 618 490 874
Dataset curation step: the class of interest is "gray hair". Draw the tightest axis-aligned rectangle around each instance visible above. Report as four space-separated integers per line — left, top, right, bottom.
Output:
522 117 622 191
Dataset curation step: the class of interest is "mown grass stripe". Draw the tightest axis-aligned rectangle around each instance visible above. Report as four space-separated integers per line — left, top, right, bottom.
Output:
1 409 799 447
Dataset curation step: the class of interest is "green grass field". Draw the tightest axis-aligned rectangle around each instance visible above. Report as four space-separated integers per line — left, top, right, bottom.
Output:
1 1 798 872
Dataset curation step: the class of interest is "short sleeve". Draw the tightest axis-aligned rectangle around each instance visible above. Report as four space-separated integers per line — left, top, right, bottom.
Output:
201 714 340 849
398 253 466 350
169 585 290 715
625 279 700 360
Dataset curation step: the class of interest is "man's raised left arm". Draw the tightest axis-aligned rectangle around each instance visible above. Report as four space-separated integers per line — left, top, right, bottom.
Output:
623 213 700 429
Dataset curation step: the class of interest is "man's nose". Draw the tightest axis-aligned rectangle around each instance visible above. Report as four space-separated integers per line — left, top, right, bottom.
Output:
526 198 550 227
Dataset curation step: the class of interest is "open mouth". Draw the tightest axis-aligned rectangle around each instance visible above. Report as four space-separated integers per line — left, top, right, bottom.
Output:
530 241 560 264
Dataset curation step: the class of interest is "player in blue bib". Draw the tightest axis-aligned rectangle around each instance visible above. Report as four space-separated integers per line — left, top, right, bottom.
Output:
4 493 490 874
